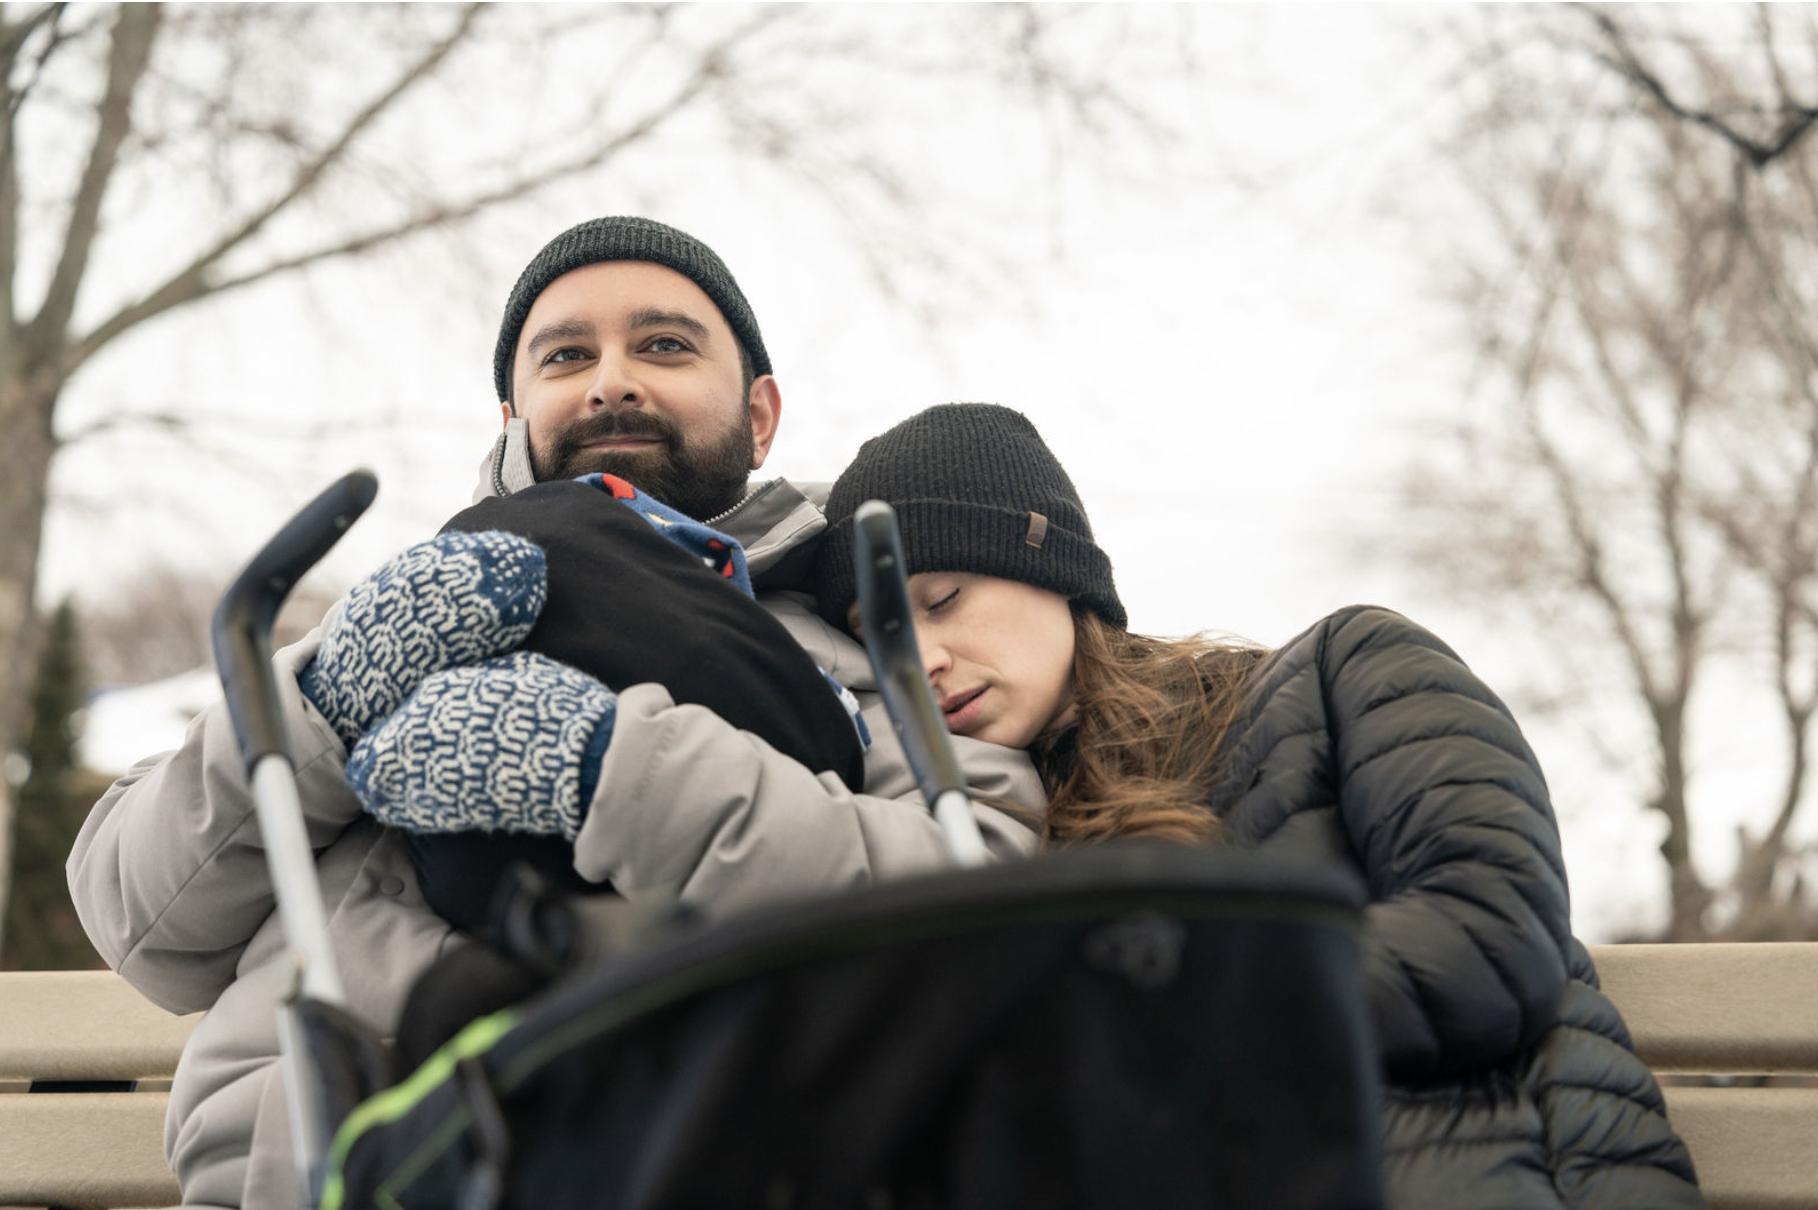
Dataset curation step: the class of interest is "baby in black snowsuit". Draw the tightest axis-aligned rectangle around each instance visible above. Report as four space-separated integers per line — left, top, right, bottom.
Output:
406 472 867 932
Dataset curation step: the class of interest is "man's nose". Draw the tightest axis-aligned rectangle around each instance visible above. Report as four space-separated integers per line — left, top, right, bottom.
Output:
584 352 642 411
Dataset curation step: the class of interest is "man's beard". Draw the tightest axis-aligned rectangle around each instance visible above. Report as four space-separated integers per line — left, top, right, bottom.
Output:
531 408 755 521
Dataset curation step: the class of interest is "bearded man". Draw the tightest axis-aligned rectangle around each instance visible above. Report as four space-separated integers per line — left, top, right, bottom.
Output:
69 217 1045 1209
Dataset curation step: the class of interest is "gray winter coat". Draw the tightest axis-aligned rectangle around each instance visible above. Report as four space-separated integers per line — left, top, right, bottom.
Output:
68 431 1046 1209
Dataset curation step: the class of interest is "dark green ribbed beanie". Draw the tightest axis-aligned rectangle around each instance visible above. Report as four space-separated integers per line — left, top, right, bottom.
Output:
493 216 770 402
815 403 1126 631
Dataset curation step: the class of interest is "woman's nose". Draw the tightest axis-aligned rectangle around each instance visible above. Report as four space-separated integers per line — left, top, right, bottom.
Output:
916 625 951 682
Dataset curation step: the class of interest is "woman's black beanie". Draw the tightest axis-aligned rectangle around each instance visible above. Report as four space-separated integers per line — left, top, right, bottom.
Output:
814 403 1126 631
493 216 770 402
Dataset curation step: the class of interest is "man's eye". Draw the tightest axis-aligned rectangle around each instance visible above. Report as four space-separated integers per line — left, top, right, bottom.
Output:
643 335 691 355
541 347 590 366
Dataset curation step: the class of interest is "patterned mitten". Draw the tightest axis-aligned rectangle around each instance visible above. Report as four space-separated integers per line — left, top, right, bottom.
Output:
298 531 546 749
346 651 617 841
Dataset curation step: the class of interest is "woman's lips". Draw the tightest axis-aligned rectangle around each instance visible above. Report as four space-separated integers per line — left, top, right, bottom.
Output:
942 687 987 734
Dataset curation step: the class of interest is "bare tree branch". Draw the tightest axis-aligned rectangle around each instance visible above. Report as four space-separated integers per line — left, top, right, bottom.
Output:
1703 209 1818 902
3 4 69 122
5 5 105 126
0 6 103 346
0 11 34 344
0 3 62 66
20 3 158 374
1394 6 1818 934
56 400 418 448
1753 4 1805 120
1587 5 1818 169
61 4 786 377
1468 132 1678 717
58 4 483 376
54 407 185 446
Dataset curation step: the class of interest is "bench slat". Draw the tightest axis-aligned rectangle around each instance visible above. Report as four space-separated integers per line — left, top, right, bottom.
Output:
0 970 198 1082
0 1090 180 1209
0 949 1809 1209
1665 1085 1818 1210
1590 943 1818 1073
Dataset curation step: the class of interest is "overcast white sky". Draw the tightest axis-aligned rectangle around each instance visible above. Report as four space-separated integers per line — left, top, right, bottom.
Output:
34 4 1801 942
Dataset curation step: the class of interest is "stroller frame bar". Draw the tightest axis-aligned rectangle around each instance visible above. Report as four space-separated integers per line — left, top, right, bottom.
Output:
853 499 989 865
251 754 346 1007
211 468 379 1205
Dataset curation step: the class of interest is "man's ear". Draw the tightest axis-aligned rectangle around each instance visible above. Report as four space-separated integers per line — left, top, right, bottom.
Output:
747 375 782 469
499 400 514 427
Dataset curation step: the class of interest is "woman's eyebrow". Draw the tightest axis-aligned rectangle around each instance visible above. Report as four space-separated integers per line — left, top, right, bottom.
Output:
626 308 710 342
524 318 595 363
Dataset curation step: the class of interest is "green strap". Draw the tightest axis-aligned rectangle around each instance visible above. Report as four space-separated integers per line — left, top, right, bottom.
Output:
317 1008 520 1210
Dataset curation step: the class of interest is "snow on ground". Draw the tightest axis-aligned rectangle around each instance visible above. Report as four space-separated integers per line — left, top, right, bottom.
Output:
80 669 220 776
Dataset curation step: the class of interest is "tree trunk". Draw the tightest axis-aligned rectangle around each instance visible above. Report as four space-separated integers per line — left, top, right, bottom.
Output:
1653 700 1712 939
0 367 59 961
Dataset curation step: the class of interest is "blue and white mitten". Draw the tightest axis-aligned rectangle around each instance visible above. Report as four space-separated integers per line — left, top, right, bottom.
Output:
298 531 547 749
346 651 616 841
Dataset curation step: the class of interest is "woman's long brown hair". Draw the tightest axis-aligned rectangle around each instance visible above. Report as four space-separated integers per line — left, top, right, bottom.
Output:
1031 609 1267 847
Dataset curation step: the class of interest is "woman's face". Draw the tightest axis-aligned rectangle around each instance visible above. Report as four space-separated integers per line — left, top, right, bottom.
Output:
851 572 1077 749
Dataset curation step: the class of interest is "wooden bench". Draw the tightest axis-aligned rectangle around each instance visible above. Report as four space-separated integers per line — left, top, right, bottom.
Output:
3 946 1815 1208
1 971 198 1209
1593 943 1818 1210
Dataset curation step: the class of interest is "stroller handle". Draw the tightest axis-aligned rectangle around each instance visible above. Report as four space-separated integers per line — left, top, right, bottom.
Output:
853 500 988 866
209 470 379 1203
212 469 379 774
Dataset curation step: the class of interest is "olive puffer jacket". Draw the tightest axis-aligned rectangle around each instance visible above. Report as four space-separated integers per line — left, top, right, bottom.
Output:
1213 606 1703 1208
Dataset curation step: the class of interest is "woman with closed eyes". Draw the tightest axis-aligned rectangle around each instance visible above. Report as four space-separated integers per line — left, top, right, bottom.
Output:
805 402 1705 1210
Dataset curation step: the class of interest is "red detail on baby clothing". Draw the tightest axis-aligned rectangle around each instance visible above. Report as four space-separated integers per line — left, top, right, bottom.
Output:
596 474 638 500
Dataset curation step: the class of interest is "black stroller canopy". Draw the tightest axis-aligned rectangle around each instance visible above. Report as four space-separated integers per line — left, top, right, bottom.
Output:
322 844 1382 1210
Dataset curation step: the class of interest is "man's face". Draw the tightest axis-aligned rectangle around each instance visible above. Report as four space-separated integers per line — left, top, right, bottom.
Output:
506 260 780 520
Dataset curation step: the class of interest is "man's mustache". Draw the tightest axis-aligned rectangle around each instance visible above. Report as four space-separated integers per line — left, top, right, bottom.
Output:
558 411 680 450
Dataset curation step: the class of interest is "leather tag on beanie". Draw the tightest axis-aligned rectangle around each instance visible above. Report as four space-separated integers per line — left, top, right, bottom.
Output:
1024 512 1049 549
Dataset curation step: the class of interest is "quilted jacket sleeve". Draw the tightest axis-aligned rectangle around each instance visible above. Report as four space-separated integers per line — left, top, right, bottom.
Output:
570 683 1045 914
66 630 361 1014
1318 606 1572 1081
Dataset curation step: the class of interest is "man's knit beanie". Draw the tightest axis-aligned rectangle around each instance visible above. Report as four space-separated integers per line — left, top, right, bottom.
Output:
814 403 1126 631
493 216 771 402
